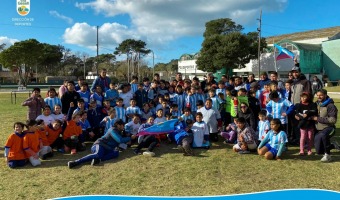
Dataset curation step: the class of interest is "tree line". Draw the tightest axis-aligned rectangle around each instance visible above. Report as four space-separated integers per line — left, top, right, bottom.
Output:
0 18 266 85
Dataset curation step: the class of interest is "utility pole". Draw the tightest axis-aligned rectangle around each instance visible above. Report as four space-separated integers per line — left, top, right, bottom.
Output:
96 25 99 76
257 9 262 79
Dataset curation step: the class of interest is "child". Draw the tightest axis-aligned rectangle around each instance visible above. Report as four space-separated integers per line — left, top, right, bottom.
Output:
196 100 204 111
4 122 27 168
105 82 119 107
258 118 288 160
126 98 142 121
259 83 271 110
266 91 294 132
23 120 45 166
170 103 181 118
294 92 317 155
134 83 148 109
221 117 237 144
284 80 292 101
91 85 104 108
63 102 83 154
185 86 198 116
154 109 167 140
44 88 62 112
216 80 226 96
77 82 91 109
114 98 127 123
257 110 270 143
100 108 117 135
233 117 257 154
134 116 159 156
158 80 168 96
101 100 112 116
87 100 105 138
45 119 64 152
175 119 194 156
78 111 96 141
73 99 87 115
154 109 166 124
51 104 65 122
124 114 141 143
179 108 194 127
22 87 46 120
36 105 55 125
141 102 153 122
174 85 185 114
36 120 54 159
208 89 220 111
191 112 209 148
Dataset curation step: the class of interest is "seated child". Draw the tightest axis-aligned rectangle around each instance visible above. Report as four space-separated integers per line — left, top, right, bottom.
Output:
63 102 84 154
23 120 51 166
233 117 257 154
258 118 288 160
36 120 53 160
4 122 27 168
221 117 238 144
134 116 159 156
174 119 195 156
124 114 141 143
45 119 64 152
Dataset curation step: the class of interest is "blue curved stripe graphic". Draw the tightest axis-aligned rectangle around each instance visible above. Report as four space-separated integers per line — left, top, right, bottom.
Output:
53 189 339 200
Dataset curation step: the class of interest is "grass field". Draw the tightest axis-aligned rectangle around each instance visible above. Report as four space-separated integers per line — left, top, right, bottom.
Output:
0 93 339 200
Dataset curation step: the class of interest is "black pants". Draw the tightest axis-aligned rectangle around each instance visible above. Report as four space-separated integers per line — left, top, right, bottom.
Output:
50 137 64 149
136 135 159 152
314 127 335 155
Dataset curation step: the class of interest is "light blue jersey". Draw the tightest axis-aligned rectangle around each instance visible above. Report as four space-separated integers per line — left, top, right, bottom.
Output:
266 98 292 124
264 130 288 150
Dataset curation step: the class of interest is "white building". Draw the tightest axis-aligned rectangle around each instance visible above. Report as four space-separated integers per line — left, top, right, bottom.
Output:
177 53 208 80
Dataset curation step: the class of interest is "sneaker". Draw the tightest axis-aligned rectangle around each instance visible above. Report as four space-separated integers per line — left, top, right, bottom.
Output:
68 161 77 169
238 150 250 154
58 148 65 153
331 141 340 151
299 152 305 156
91 158 101 166
307 151 313 156
71 149 77 155
177 145 184 153
320 154 332 162
143 151 155 157
133 149 141 155
41 154 48 160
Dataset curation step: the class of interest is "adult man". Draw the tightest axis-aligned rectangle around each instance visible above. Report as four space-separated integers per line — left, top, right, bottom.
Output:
245 73 256 91
197 99 222 142
91 69 111 93
233 76 246 91
257 72 271 89
61 81 81 114
201 73 217 93
313 89 338 162
290 66 312 105
175 72 184 86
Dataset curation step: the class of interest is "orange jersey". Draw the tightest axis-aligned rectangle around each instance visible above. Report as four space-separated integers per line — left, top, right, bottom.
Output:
45 125 62 146
38 129 49 146
63 120 82 140
23 131 41 154
4 132 27 160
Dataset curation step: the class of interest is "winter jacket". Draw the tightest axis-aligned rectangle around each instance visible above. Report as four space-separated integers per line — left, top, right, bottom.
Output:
315 97 338 131
291 74 312 105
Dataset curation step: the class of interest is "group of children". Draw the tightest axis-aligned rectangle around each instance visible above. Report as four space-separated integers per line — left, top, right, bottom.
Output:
4 74 337 168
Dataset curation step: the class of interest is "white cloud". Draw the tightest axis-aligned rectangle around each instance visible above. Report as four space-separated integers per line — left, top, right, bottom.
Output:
63 22 137 51
49 10 74 24
69 0 287 52
0 36 19 49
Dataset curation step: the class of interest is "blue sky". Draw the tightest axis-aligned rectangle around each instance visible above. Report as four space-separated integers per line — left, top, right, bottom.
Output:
1 0 340 66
